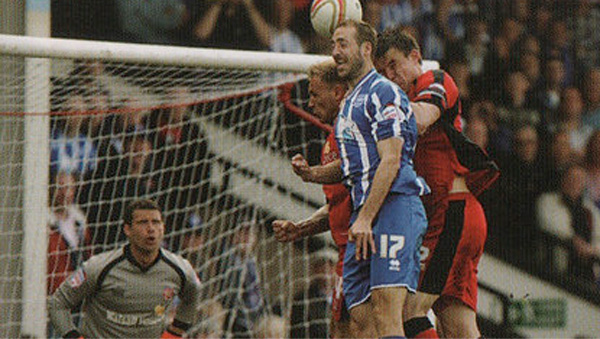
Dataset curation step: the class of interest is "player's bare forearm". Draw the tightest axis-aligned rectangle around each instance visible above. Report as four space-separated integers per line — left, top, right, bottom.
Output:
410 102 441 134
311 160 344 184
292 154 343 184
272 205 329 242
298 204 330 237
356 138 402 223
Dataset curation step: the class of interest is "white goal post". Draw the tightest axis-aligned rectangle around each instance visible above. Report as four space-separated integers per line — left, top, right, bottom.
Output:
0 33 438 338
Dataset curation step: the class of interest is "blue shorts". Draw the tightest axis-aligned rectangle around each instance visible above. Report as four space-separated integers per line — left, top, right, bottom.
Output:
342 193 428 310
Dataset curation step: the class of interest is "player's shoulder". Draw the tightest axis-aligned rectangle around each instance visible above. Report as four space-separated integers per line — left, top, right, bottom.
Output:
160 248 196 275
369 73 406 100
417 69 456 89
84 247 126 274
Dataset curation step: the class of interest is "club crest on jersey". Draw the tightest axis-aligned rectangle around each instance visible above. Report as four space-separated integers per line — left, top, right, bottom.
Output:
68 267 86 288
352 94 366 107
162 287 174 300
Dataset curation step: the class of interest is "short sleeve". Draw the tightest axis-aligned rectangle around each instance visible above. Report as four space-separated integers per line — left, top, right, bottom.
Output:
368 82 408 142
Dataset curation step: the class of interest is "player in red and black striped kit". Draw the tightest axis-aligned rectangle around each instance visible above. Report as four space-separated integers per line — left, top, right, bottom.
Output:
272 60 375 338
376 28 499 338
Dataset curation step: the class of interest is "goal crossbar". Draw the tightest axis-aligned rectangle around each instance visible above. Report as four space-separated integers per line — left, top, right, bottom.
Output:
0 34 438 72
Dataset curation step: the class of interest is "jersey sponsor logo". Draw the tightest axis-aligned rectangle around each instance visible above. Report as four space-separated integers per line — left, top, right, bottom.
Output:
106 309 164 326
337 117 358 142
68 268 86 288
382 104 405 121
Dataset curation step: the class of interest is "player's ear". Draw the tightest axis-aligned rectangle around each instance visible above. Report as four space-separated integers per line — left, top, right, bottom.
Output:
361 41 373 60
123 223 131 237
333 84 346 101
410 49 422 65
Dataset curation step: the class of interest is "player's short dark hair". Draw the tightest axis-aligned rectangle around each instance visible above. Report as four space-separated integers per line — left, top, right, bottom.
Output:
123 199 162 225
308 60 344 87
337 20 378 59
375 26 421 61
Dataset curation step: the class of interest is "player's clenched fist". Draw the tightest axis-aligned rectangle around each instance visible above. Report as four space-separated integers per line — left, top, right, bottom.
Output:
271 220 301 242
291 154 314 182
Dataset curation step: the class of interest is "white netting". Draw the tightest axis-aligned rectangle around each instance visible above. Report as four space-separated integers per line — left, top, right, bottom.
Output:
0 45 338 338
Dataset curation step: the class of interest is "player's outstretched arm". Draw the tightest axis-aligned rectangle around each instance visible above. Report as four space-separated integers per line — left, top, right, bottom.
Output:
272 204 330 242
410 102 441 135
291 154 343 184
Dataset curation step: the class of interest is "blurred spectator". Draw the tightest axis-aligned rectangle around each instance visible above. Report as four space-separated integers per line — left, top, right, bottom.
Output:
48 171 90 295
536 164 600 282
377 0 434 32
468 100 510 156
463 16 490 78
543 20 575 87
497 71 540 129
528 58 566 128
93 97 152 177
217 221 267 339
542 128 576 192
516 51 542 90
568 0 600 72
490 124 547 266
480 28 512 100
529 4 553 41
193 0 271 51
149 86 212 249
50 93 98 179
581 68 600 129
290 248 337 339
180 210 209 276
446 58 472 109
550 87 592 161
436 0 478 54
270 0 304 53
116 0 189 45
84 135 158 250
584 131 600 210
464 116 489 152
254 315 289 339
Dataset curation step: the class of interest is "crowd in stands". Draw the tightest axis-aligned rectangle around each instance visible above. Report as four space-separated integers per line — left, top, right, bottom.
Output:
46 0 600 337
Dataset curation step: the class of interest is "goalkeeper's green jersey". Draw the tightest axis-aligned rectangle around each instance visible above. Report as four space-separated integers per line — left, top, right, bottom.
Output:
49 244 201 338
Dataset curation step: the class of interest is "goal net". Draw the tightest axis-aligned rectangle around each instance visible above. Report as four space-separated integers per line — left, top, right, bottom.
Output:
0 34 440 338
0 34 346 339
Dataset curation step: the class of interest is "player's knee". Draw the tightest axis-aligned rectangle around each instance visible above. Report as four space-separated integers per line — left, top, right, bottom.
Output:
437 302 479 338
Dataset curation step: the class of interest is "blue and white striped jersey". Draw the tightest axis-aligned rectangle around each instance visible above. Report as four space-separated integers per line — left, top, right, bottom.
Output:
334 69 430 210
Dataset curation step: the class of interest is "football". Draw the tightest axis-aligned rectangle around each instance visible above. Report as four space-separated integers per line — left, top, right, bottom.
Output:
310 0 363 38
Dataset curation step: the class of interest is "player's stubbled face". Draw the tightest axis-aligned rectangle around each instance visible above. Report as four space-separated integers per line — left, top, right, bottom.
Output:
308 76 339 125
332 26 364 81
383 48 420 92
127 209 165 253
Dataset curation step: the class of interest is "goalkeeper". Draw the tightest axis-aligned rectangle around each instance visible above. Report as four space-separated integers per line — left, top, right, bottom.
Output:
272 60 374 338
48 199 201 338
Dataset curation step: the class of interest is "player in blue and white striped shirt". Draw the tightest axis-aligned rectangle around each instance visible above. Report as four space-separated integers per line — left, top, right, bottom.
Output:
331 20 429 338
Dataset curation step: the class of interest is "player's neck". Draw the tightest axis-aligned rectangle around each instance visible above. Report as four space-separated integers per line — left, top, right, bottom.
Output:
349 61 375 89
130 245 160 267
